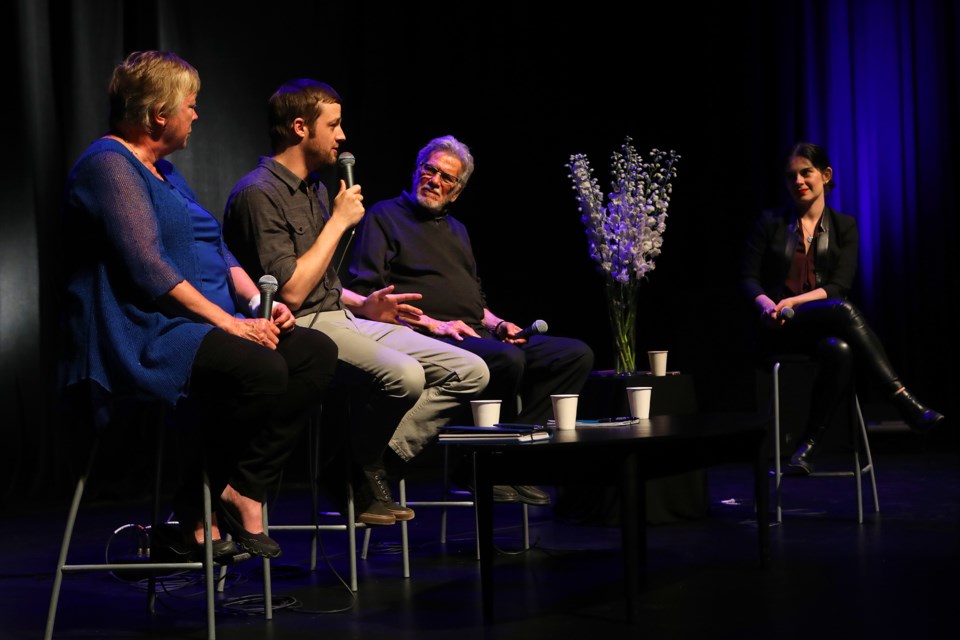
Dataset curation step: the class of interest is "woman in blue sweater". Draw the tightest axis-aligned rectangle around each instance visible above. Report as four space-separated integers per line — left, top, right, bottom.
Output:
59 51 337 560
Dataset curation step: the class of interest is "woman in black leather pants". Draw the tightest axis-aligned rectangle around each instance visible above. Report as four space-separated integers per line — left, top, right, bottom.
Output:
741 142 945 474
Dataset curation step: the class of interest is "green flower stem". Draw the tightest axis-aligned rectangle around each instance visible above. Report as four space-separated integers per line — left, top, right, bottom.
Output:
605 278 639 374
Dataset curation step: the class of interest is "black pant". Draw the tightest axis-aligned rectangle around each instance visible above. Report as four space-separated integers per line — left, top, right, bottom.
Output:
175 326 337 514
438 332 595 425
758 298 900 436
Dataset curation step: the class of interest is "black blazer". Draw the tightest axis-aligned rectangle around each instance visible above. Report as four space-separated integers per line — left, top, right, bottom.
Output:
740 205 859 304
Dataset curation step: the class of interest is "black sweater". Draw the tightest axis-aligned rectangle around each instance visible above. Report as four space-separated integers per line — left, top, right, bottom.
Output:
347 192 488 331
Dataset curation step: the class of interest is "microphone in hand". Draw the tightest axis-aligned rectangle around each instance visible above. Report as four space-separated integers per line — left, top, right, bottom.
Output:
258 275 279 320
338 152 357 188
513 319 549 340
334 152 359 274
779 307 795 322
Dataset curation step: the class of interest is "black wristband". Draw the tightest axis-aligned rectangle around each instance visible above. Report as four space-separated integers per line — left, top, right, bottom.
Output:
494 320 505 337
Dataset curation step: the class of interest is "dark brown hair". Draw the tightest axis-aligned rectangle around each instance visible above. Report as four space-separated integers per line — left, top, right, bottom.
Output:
267 79 341 151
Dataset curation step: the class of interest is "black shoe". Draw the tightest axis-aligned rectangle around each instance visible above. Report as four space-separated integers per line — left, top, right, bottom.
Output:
449 458 521 503
786 439 816 476
150 522 246 565
457 483 522 503
513 485 552 506
363 465 415 522
491 485 521 503
892 388 945 432
216 498 282 559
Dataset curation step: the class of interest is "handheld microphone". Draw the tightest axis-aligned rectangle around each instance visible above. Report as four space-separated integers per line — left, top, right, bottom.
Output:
779 307 795 322
334 152 358 275
258 275 279 320
514 319 548 340
338 152 356 188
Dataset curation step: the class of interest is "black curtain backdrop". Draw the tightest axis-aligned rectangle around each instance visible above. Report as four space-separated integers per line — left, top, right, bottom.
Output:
3 0 957 506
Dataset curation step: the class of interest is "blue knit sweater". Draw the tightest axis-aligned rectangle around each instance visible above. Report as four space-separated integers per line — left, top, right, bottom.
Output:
59 138 242 406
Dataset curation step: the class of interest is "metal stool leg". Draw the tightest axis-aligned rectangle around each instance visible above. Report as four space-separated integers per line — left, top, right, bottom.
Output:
771 358 880 524
441 447 451 544
261 502 273 620
46 417 216 640
265 410 363 600
346 485 359 591
773 362 783 523
856 396 880 513
201 472 215 638
853 414 864 523
44 441 96 640
400 478 410 577
364 443 533 568
852 393 880 523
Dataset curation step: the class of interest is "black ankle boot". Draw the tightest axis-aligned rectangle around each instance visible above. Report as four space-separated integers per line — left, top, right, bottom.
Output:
787 439 817 476
892 388 945 432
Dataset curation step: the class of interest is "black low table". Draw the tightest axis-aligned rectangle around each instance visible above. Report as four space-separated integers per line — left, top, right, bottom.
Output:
567 371 707 524
454 412 770 623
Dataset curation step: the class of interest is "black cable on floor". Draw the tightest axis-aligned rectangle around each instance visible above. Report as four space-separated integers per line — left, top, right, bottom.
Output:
219 593 302 616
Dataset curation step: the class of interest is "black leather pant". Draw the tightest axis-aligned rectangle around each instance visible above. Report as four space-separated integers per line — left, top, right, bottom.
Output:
759 298 902 437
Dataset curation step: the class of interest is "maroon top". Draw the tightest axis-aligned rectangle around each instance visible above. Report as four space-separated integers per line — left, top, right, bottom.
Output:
784 226 818 295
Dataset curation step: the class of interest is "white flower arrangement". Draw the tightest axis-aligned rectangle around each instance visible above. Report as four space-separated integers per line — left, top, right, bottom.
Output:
566 137 680 374
567 137 680 284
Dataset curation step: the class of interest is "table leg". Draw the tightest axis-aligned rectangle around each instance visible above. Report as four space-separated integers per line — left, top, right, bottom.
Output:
620 451 642 623
474 450 495 623
754 440 770 565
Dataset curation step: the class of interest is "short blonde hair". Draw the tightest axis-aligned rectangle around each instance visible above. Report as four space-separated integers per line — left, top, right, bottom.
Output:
108 51 200 133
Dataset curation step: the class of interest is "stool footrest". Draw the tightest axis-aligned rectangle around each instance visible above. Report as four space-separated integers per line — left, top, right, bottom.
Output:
405 500 474 507
62 561 205 572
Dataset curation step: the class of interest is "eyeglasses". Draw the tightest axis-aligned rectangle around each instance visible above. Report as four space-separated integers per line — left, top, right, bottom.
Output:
420 162 461 187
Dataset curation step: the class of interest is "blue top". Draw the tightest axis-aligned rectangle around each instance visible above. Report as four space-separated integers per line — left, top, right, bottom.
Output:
190 197 235 312
59 137 244 406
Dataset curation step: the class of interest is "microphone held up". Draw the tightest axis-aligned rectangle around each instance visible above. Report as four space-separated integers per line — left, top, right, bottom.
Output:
514 319 549 340
334 151 359 274
338 152 357 188
258 275 279 320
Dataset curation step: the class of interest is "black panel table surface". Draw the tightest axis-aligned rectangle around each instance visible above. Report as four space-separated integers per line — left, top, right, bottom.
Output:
578 370 699 419
569 369 709 525
449 411 771 623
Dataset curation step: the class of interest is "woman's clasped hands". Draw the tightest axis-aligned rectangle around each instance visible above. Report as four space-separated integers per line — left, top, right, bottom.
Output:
225 302 296 349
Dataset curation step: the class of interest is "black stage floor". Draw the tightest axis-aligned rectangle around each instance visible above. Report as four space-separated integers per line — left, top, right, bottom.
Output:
4 428 958 640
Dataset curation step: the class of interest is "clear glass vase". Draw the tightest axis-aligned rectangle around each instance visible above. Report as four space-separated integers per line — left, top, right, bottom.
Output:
604 278 640 375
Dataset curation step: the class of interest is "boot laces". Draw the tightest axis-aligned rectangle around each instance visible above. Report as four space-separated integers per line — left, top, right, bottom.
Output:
369 470 393 504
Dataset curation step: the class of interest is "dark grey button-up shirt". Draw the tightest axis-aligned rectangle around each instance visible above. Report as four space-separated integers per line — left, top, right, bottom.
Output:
223 156 342 316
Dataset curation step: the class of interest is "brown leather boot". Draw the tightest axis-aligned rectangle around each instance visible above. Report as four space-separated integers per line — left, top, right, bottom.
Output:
362 465 415 522
355 499 397 526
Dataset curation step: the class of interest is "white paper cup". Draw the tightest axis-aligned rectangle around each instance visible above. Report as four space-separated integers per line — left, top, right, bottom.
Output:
626 386 653 420
648 350 668 377
470 399 502 426
551 394 579 430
